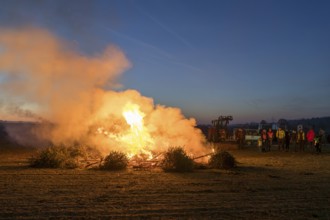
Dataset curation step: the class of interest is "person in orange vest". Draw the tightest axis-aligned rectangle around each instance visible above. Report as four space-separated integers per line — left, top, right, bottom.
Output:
267 128 274 151
297 128 305 151
276 127 285 151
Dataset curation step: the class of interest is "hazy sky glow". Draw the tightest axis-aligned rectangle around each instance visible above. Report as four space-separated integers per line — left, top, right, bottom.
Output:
0 0 329 124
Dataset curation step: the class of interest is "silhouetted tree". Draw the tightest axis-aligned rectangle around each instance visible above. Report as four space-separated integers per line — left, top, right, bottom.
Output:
260 120 267 124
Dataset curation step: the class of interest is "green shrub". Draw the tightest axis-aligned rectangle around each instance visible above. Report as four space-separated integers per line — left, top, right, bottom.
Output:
208 150 236 169
161 147 194 172
29 145 87 169
100 151 128 171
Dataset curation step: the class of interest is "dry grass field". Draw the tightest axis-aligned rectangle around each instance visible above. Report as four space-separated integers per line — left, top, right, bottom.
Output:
1 144 330 219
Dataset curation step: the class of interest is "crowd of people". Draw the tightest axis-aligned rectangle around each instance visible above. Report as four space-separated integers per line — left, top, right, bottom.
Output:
258 127 326 153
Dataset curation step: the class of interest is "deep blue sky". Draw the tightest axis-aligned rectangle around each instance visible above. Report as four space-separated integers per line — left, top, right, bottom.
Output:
1 0 329 124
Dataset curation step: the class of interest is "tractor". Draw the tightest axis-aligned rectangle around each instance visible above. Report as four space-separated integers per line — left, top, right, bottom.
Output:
207 116 233 143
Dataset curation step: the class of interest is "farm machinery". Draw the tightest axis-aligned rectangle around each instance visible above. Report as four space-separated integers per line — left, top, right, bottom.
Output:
207 115 233 143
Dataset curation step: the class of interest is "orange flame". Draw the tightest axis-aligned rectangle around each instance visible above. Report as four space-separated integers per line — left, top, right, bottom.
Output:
121 103 154 159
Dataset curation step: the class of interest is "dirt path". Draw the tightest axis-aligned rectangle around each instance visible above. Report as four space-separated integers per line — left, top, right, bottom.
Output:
1 145 330 219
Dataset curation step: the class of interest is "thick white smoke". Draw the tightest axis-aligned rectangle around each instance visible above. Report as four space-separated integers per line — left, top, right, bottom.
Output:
0 27 207 156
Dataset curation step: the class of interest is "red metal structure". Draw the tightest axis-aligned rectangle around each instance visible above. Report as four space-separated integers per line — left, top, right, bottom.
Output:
207 116 233 142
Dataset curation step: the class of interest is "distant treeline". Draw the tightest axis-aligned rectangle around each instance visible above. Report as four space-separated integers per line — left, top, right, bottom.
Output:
197 116 330 135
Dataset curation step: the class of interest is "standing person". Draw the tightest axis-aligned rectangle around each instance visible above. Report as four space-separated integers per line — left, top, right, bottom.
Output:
291 130 297 151
318 129 326 148
297 128 305 151
285 130 291 152
314 135 321 153
267 128 274 151
235 128 245 149
306 127 315 151
276 128 285 151
261 129 268 152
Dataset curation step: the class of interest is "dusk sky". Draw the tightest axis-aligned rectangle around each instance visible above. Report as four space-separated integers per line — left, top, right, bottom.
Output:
1 0 329 124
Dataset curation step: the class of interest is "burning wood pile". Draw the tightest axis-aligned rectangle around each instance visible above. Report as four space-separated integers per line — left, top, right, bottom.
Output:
29 144 236 172
129 152 164 170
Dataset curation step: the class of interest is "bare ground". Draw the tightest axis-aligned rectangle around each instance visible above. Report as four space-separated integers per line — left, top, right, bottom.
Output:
1 144 330 219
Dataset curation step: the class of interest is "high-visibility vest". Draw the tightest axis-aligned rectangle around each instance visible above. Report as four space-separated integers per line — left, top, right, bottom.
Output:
276 130 285 139
267 131 273 139
297 131 305 141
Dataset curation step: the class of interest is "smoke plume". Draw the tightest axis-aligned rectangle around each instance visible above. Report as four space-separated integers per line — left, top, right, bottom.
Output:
0 27 207 155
